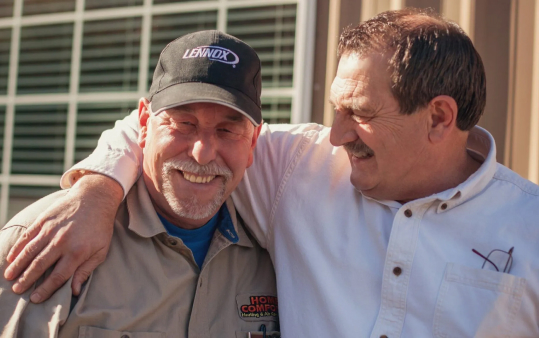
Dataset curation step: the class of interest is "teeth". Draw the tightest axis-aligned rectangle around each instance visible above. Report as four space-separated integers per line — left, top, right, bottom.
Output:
353 151 373 159
182 172 216 184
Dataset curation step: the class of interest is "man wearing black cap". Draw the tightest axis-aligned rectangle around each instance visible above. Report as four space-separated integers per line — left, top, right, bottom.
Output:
0 31 279 338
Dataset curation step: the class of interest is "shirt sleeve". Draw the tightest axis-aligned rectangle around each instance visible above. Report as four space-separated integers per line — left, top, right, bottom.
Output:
60 109 142 198
0 193 73 338
231 123 327 248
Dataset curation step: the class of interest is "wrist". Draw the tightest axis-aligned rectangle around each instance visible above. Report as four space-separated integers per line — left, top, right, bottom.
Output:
70 173 124 208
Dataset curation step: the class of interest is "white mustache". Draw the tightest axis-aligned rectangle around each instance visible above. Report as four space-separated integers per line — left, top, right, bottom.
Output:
163 158 233 181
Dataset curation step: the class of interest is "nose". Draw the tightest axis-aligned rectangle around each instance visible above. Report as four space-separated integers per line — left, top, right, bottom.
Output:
188 131 217 165
329 110 359 147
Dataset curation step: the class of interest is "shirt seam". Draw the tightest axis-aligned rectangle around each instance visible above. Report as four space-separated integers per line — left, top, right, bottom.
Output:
492 176 539 197
266 131 314 247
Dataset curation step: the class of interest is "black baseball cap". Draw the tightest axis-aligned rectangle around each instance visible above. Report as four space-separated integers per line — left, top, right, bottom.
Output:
148 30 262 126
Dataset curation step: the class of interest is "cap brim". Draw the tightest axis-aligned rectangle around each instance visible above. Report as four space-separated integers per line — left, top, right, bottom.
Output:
150 82 262 126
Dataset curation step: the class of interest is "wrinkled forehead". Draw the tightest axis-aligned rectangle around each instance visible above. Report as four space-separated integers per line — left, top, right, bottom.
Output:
330 53 392 109
330 76 370 110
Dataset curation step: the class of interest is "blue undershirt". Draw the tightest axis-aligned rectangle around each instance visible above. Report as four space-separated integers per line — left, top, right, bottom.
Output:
157 205 238 268
158 212 219 268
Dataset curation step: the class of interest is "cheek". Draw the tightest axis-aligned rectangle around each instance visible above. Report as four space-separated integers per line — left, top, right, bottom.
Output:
221 142 252 177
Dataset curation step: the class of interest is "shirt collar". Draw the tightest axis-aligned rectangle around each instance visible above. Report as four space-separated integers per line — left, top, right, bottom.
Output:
429 126 497 213
126 177 253 247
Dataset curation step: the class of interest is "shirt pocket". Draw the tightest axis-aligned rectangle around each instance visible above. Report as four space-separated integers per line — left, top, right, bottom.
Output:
433 263 526 338
78 326 165 338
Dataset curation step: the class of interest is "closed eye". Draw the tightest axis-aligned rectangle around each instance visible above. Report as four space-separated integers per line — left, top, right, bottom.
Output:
351 114 372 123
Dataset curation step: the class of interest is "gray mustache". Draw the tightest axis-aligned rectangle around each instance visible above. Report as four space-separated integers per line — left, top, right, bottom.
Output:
163 158 233 181
343 141 374 157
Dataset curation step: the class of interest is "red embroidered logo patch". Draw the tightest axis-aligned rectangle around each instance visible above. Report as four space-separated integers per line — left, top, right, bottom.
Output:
240 295 278 318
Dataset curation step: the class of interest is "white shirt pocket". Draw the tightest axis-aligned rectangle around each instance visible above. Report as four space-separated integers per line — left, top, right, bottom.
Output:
433 263 526 338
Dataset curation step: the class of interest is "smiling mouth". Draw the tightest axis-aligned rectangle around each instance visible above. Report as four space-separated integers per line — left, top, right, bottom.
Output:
351 151 374 160
180 171 217 184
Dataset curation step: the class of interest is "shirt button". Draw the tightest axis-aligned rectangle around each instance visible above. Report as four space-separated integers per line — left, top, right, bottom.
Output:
441 203 448 210
404 209 412 217
168 238 177 246
380 335 388 338
393 266 402 276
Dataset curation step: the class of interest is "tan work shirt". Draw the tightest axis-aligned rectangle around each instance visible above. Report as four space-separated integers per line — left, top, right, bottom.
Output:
0 178 278 338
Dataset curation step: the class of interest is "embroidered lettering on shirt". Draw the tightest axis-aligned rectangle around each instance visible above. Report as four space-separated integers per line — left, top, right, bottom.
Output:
182 46 240 67
240 295 278 319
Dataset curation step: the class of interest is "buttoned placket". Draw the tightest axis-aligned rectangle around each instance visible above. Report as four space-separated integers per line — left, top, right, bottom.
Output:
188 230 236 337
159 233 200 267
370 201 433 338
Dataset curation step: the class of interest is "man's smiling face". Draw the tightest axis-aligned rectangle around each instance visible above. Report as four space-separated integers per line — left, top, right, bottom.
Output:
329 53 431 201
139 101 259 228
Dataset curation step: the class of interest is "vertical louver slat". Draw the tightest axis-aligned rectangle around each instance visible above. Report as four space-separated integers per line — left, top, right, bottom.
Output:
0 28 10 95
261 97 292 123
149 11 218 90
22 0 75 16
0 0 14 18
80 17 142 92
8 185 60 219
85 0 142 10
12 104 67 175
75 102 135 162
0 106 5 171
227 5 297 89
17 23 73 94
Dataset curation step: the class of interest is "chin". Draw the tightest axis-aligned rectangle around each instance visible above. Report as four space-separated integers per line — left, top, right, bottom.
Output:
350 176 380 196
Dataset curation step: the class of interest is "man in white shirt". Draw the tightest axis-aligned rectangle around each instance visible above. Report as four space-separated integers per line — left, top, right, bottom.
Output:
4 8 539 337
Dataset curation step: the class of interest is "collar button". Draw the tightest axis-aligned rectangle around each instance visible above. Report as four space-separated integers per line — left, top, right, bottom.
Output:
404 209 412 218
441 203 448 210
168 238 178 246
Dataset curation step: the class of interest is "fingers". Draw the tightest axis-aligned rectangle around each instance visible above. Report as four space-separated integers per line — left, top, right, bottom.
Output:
4 231 48 281
27 256 75 303
71 257 102 296
6 222 42 264
10 244 61 296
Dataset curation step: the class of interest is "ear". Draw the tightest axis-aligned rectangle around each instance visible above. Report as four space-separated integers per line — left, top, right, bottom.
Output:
246 123 263 168
427 95 458 144
138 98 151 148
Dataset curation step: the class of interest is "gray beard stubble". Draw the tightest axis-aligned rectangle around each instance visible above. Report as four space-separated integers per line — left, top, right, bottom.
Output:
161 158 233 220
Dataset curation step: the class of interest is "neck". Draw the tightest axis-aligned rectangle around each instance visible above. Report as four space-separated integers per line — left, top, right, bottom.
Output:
397 143 482 204
153 203 214 230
